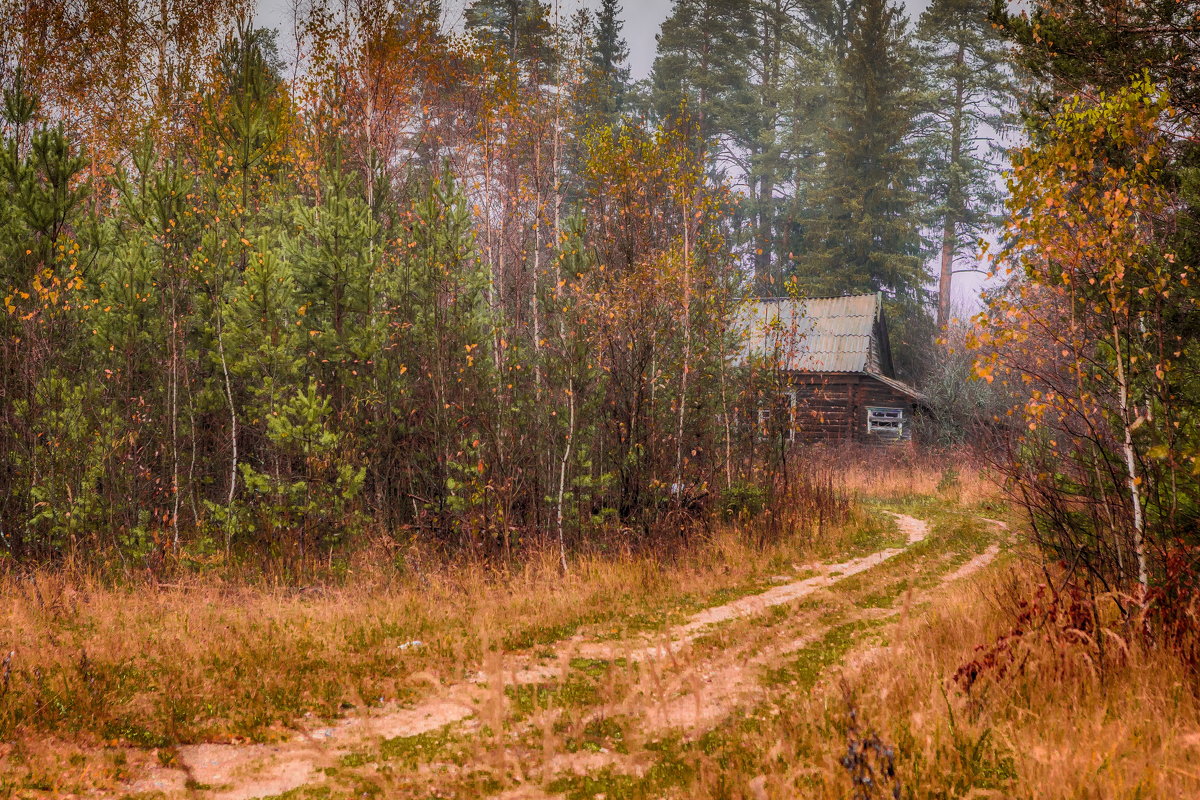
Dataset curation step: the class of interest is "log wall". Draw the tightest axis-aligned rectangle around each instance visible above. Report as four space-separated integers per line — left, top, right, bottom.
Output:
788 372 918 443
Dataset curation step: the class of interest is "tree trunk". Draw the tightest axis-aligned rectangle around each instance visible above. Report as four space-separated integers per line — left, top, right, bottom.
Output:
1113 321 1149 597
674 207 693 489
937 42 966 330
937 216 954 328
215 306 238 556
556 377 574 574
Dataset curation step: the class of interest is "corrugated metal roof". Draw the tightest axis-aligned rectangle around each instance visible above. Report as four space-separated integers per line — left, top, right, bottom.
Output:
735 294 884 373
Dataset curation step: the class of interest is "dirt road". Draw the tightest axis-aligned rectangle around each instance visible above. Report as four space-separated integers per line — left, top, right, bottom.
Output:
119 509 1003 800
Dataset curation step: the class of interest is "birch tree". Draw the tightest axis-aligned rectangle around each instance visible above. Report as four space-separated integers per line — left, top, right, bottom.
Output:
972 78 1187 599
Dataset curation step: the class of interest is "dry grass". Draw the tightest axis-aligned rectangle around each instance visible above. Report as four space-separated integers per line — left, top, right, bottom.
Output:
805 443 999 506
0 490 883 794
5 456 1195 800
623 552 1200 799
484 497 1199 800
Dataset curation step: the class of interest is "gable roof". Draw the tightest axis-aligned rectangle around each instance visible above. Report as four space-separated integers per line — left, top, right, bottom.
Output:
736 293 892 374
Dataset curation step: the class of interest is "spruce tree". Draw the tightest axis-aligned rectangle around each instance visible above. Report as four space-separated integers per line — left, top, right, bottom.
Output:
796 0 925 303
589 0 631 121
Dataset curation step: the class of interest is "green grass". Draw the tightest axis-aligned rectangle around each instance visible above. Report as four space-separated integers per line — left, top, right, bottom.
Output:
564 714 630 754
569 657 624 679
256 785 335 800
549 737 696 800
854 577 913 609
378 727 462 766
502 618 596 651
762 618 887 690
506 671 604 719
335 725 464 772
841 509 908 556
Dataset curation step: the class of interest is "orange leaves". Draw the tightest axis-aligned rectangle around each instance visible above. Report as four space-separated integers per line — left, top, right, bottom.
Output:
974 75 1188 488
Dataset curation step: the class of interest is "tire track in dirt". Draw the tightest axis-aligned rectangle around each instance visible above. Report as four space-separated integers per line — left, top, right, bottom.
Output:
119 512 947 800
569 511 928 664
514 514 1010 797
557 513 942 743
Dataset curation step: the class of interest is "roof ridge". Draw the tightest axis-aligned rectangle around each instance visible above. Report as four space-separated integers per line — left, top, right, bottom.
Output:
751 293 879 302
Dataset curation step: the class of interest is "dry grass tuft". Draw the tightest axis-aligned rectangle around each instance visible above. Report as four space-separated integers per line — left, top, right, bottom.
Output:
797 443 999 507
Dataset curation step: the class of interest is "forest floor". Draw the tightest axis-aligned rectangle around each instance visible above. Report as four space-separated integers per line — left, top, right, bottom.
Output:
3 474 1200 799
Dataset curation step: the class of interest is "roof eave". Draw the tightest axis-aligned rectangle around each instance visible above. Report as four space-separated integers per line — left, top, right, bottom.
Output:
866 371 928 404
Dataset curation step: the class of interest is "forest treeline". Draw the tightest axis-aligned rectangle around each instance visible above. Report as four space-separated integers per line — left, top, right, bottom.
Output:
0 0 1014 568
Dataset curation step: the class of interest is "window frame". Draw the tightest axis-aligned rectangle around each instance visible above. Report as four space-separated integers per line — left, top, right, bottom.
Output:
757 390 798 441
866 405 907 439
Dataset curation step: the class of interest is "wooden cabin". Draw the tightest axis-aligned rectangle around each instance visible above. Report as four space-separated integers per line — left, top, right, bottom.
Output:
737 293 926 443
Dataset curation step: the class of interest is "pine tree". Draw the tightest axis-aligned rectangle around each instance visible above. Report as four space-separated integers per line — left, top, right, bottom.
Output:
288 165 379 413
0 76 94 558
392 170 491 525
194 22 294 532
466 0 521 55
796 0 925 303
916 0 1015 327
0 73 90 280
202 21 291 309
806 0 864 60
650 0 755 148
738 0 798 289
465 0 558 82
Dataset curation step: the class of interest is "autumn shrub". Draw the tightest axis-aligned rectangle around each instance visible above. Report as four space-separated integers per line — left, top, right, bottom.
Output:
972 79 1200 612
953 573 1109 699
1150 545 1200 677
718 481 768 522
914 322 1014 449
